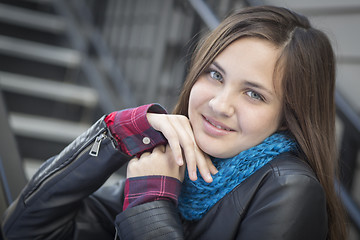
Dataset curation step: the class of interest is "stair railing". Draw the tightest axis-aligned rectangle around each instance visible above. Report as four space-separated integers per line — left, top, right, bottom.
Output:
52 0 136 114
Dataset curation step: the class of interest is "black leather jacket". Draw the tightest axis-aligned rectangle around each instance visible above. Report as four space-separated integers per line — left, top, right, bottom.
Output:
2 117 328 240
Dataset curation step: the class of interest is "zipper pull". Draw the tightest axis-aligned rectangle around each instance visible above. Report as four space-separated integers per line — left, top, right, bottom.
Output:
113 227 118 240
89 132 106 157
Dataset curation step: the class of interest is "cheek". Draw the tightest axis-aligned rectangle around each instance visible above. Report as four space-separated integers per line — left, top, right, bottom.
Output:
260 109 283 132
240 107 283 134
188 87 198 117
189 80 209 110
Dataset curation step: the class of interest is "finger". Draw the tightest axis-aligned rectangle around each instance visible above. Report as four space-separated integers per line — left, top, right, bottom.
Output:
171 118 201 181
164 145 177 167
194 150 213 183
127 157 139 177
166 137 184 166
155 116 184 165
165 144 186 182
167 140 183 166
185 153 198 181
174 116 211 180
170 116 197 167
206 156 219 175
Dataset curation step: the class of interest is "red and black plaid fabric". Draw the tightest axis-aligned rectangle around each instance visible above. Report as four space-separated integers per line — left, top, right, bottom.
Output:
105 104 168 157
105 104 181 210
123 175 182 210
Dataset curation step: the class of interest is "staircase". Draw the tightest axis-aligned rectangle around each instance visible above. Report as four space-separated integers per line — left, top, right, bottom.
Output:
0 0 105 174
1 0 360 239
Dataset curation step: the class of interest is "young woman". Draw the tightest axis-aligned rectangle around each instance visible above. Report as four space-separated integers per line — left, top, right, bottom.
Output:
2 6 347 240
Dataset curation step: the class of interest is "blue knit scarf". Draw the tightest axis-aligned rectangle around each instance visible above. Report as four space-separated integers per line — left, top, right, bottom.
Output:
177 132 297 221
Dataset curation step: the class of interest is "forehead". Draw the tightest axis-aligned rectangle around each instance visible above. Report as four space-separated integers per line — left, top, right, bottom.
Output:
215 38 282 89
217 37 279 66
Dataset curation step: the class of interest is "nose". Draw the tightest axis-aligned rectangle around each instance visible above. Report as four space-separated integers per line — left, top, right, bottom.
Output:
208 89 235 117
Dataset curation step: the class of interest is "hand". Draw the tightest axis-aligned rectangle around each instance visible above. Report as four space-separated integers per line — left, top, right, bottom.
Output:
146 113 218 183
127 145 185 182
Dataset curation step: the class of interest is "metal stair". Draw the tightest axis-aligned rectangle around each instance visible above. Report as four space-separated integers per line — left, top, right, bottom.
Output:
0 0 101 164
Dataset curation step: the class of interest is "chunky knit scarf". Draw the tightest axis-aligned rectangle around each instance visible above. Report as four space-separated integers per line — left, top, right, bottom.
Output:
178 132 297 221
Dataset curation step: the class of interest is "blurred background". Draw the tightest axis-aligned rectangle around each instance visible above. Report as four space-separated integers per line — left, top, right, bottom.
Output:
0 0 359 239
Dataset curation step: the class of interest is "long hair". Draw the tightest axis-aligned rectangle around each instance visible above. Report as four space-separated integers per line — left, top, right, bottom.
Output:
173 6 347 240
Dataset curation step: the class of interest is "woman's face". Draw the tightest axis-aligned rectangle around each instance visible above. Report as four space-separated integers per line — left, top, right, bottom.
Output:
188 37 283 158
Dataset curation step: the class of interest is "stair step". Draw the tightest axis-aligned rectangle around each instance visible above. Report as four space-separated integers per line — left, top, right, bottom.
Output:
0 71 98 107
9 113 91 143
0 3 66 34
0 35 81 67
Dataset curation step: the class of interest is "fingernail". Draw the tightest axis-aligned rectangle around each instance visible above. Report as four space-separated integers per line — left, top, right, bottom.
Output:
207 173 213 182
191 171 197 180
177 158 183 166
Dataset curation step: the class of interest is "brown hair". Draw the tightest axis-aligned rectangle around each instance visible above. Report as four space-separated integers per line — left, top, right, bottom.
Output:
173 6 347 240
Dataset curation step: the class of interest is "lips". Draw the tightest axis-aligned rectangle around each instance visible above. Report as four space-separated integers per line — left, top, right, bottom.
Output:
203 115 234 131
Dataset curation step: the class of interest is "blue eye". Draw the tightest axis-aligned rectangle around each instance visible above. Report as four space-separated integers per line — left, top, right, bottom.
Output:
209 70 223 82
246 90 264 101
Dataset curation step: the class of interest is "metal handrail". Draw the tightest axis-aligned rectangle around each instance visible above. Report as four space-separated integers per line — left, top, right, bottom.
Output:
52 0 115 113
69 0 136 109
0 156 13 205
188 0 219 30
336 180 360 232
53 0 136 113
336 90 360 141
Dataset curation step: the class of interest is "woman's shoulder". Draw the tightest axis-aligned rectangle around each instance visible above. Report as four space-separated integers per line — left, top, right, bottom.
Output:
253 152 322 194
267 152 318 180
226 152 324 212
246 153 327 226
225 157 328 240
239 152 319 189
204 152 326 234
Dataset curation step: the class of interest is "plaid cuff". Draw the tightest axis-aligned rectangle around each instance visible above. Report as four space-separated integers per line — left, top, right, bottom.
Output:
123 175 182 211
105 104 167 156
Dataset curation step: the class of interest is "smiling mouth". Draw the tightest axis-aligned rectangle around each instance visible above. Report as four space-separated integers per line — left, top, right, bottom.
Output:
204 116 234 131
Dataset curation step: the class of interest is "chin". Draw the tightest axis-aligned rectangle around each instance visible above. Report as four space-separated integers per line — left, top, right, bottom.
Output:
196 136 231 159
200 145 233 159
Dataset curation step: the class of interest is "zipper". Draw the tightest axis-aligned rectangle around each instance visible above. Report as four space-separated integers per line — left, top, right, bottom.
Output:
89 131 107 157
24 129 107 204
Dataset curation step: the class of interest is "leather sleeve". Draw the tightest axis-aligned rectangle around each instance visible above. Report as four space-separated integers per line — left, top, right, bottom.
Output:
115 200 184 240
2 117 131 240
236 167 328 240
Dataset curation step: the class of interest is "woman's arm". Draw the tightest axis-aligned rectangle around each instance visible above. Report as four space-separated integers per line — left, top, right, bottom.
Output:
2 117 129 239
115 145 185 239
116 200 184 240
1 104 169 240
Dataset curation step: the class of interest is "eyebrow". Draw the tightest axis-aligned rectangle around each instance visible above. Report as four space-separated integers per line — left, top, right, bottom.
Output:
212 62 226 76
243 80 274 97
212 61 274 97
